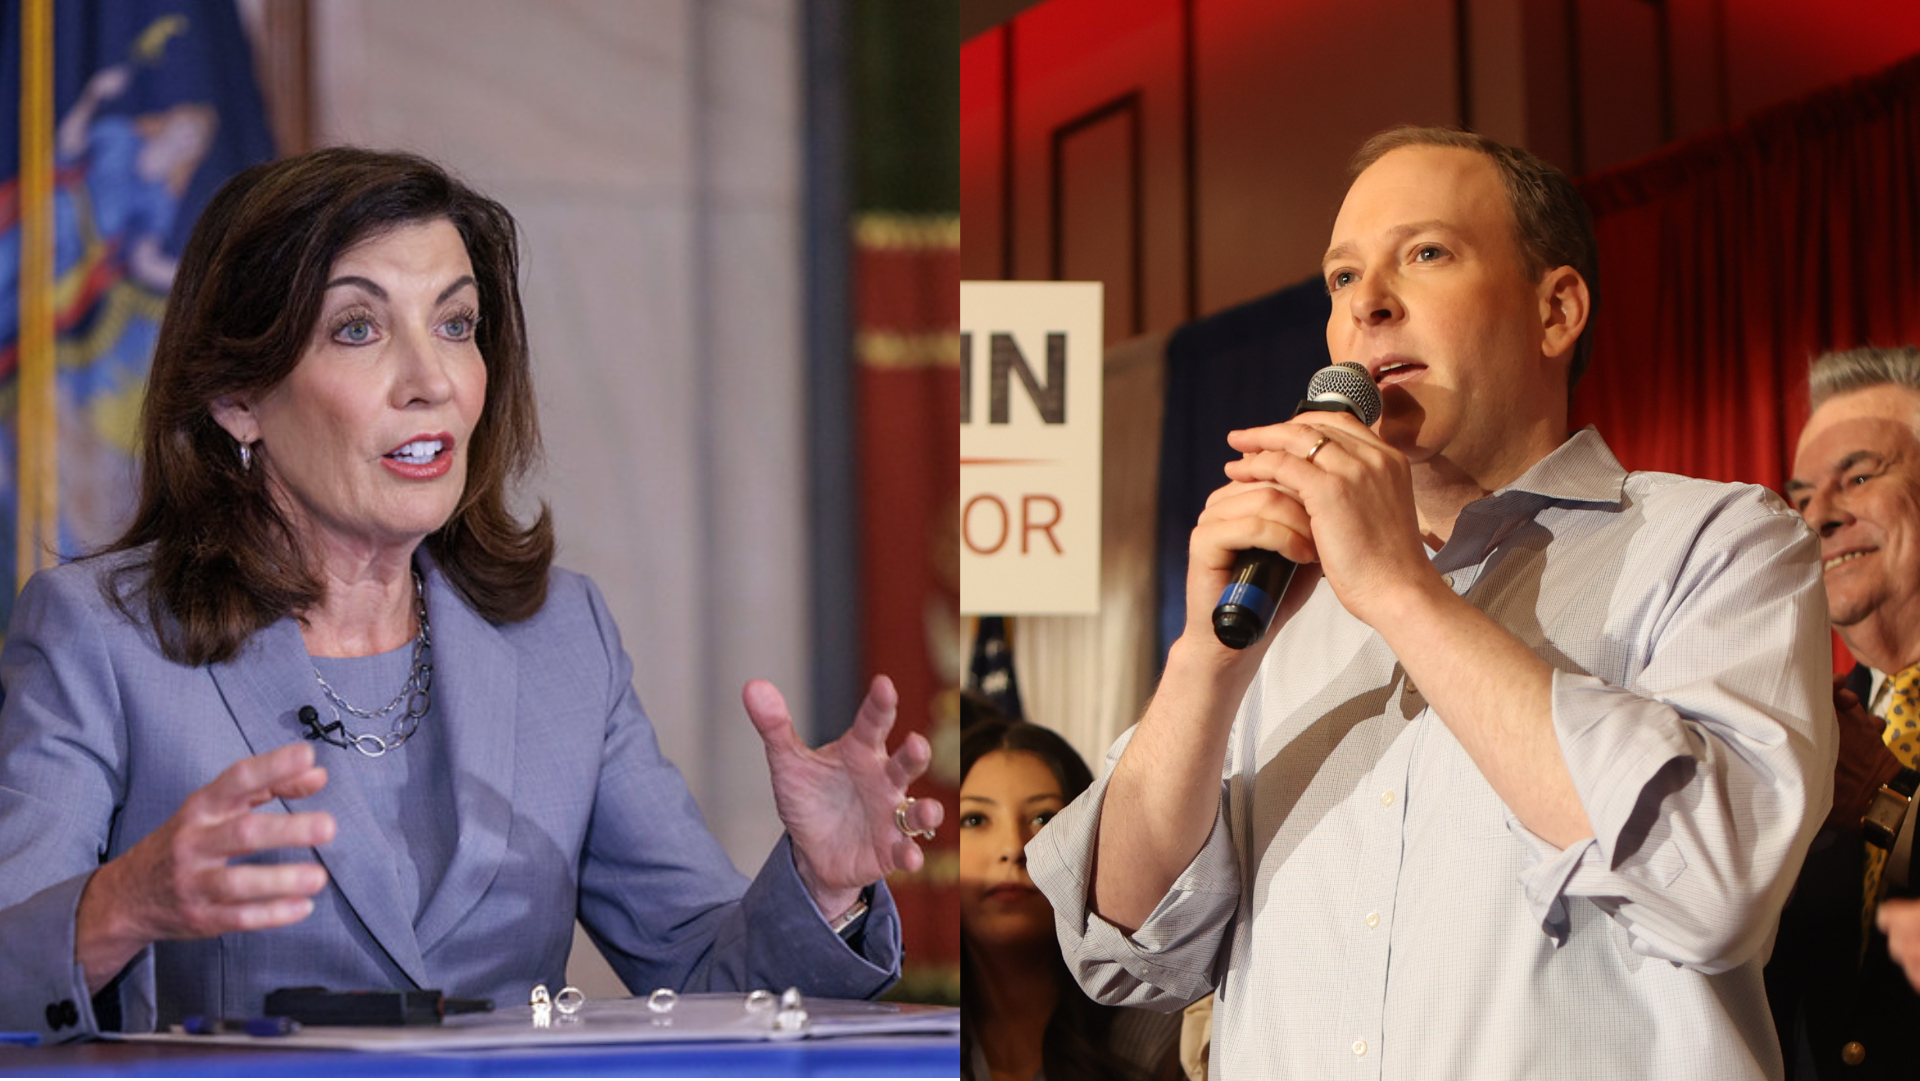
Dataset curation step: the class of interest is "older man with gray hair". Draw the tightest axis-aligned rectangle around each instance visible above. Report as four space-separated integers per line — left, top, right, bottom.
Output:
1773 346 1920 1078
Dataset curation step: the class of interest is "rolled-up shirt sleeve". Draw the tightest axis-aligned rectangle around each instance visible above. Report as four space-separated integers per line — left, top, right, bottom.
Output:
1511 491 1833 973
1027 727 1241 1008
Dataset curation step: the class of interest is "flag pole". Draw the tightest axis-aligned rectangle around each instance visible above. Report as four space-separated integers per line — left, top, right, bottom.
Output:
17 0 57 590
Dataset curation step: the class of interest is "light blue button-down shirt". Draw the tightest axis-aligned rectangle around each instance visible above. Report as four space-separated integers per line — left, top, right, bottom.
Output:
1029 428 1835 1080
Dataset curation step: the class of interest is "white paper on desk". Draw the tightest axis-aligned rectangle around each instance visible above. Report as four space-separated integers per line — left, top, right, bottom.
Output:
109 994 958 1052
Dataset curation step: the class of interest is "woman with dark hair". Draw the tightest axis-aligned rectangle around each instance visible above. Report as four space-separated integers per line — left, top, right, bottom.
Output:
0 148 942 1040
961 703 1181 1081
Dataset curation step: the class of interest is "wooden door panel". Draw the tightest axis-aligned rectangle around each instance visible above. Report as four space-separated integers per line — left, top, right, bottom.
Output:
1010 0 1188 341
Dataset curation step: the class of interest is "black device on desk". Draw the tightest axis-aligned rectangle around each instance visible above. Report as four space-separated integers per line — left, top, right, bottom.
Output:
263 987 493 1026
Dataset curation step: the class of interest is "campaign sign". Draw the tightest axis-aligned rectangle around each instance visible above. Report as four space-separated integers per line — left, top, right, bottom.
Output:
960 282 1102 615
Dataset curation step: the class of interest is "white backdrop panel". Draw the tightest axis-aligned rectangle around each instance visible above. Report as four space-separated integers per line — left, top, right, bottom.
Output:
310 0 807 995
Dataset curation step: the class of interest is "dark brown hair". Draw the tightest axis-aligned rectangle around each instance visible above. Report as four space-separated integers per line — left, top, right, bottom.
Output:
106 147 553 665
1350 125 1602 390
960 715 1158 1081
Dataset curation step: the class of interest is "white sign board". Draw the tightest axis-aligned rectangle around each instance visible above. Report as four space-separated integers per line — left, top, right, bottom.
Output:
960 281 1103 615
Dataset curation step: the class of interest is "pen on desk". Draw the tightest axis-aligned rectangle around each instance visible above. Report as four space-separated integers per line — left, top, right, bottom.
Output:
0 1031 41 1046
181 1015 301 1037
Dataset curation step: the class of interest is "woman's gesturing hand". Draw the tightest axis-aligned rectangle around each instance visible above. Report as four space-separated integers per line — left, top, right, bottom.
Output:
74 742 335 993
744 675 943 923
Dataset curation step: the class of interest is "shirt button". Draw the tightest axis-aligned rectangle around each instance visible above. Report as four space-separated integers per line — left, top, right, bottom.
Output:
1381 791 1395 807
1441 574 1455 589
1365 912 1380 929
1842 1041 1866 1065
1353 1039 1367 1057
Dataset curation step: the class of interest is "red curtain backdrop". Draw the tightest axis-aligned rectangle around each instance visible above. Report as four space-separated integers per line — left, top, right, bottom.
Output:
1571 53 1920 672
1573 53 1920 492
852 0 960 1001
855 222 961 998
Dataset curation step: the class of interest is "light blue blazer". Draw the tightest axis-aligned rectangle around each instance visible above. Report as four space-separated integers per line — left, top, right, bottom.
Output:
0 551 898 1040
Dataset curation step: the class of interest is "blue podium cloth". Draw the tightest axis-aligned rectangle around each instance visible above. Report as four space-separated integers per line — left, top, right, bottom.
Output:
0 1034 960 1077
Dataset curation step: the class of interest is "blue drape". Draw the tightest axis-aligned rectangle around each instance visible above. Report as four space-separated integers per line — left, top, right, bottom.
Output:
1155 276 1331 665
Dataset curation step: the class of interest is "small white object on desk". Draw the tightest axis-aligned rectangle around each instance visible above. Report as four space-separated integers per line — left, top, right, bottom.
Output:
528 984 552 1029
108 993 957 1051
774 987 808 1033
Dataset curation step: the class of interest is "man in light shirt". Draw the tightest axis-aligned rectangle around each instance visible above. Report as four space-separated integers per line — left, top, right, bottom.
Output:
1772 346 1920 1078
1028 126 1834 1079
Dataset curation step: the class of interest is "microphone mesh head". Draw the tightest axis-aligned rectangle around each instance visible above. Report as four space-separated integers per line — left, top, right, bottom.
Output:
1307 361 1383 426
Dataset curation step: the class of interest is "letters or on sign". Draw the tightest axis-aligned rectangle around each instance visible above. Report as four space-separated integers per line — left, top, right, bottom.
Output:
960 281 1102 615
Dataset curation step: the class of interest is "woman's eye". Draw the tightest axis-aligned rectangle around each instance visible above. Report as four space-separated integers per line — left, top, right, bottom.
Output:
333 318 376 345
441 314 479 340
960 812 986 829
1415 245 1444 262
1032 810 1056 828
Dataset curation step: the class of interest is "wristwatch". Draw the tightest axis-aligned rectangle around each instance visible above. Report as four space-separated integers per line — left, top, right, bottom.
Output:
1863 766 1920 850
829 888 872 937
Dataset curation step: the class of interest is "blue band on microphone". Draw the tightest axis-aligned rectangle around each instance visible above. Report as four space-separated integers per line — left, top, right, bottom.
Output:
1215 581 1275 619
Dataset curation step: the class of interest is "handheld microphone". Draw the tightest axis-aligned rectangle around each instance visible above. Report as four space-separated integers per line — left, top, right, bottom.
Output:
1210 361 1383 649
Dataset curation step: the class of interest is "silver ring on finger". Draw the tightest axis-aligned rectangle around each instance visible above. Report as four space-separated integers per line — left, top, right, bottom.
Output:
1304 435 1331 464
895 798 936 842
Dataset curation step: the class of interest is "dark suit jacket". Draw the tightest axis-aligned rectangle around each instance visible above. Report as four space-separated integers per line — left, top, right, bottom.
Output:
1766 665 1920 1078
0 550 899 1041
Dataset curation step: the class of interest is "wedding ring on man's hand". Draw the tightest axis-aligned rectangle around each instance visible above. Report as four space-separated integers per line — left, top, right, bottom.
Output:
1305 435 1331 464
895 798 937 841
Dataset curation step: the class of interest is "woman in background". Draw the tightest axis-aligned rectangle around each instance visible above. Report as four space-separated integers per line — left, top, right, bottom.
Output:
961 695 1182 1081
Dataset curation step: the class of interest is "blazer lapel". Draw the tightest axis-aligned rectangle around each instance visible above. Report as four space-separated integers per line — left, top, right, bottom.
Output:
411 560 518 955
207 617 431 987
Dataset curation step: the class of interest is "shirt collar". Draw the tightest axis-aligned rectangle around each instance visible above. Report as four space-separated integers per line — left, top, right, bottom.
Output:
1432 426 1627 575
1493 425 1628 507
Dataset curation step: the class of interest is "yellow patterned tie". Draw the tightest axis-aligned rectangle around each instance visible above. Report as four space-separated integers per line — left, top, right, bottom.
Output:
1864 664 1920 959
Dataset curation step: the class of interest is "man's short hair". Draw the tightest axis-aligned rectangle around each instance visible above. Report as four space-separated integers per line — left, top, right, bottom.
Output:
1807 345 1920 412
1349 126 1601 391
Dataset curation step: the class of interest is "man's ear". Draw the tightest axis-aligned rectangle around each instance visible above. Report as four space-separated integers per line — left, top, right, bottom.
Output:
208 394 259 445
1538 265 1591 361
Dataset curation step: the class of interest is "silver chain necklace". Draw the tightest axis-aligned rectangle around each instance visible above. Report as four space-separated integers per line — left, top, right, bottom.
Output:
306 571 433 758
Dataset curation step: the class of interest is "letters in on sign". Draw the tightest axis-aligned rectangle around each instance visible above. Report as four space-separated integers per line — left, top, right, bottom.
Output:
959 281 1103 615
